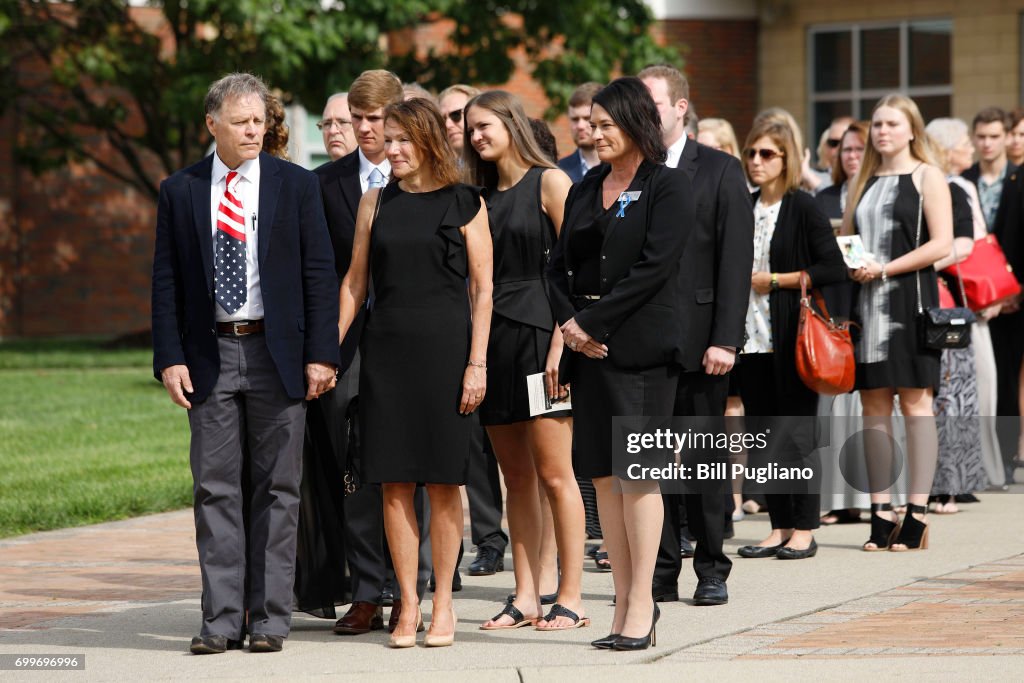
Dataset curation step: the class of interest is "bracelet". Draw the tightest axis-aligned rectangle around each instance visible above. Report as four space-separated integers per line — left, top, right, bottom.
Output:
880 264 887 283
467 360 487 369
770 273 779 291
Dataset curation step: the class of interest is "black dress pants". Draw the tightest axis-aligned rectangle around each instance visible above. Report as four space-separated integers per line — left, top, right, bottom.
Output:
655 371 732 588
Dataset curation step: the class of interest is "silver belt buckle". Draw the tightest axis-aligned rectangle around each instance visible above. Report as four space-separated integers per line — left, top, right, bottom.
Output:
231 321 248 335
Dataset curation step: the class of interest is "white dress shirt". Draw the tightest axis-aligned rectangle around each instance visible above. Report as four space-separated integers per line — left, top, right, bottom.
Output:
743 198 782 354
665 134 687 170
358 148 391 195
211 153 264 322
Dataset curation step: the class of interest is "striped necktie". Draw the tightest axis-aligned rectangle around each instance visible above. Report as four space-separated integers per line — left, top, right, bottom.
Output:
215 171 247 314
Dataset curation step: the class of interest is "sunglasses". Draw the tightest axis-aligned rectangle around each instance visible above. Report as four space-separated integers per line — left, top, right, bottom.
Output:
826 138 842 148
745 148 784 162
446 110 463 124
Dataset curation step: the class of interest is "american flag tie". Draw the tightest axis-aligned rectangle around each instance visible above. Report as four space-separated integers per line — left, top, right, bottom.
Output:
215 171 247 314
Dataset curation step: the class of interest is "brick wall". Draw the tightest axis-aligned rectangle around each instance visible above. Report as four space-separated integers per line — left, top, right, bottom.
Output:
654 19 760 142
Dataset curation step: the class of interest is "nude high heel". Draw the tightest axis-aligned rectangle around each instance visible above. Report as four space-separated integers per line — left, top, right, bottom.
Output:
388 606 422 648
423 606 457 647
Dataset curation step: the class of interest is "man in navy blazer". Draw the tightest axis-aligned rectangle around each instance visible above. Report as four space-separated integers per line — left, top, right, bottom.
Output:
152 73 338 654
556 82 603 183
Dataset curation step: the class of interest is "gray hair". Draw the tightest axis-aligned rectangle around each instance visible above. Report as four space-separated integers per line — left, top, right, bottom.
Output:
205 73 270 119
925 117 969 151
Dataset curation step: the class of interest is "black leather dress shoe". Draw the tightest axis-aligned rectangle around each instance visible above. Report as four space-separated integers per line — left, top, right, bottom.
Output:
680 536 695 559
776 538 818 560
249 633 284 653
381 581 395 607
468 546 505 576
189 634 242 654
652 584 679 602
693 577 728 605
428 570 463 592
737 543 784 558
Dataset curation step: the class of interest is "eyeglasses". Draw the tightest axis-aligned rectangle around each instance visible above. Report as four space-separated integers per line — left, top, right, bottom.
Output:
745 148 784 162
446 110 463 125
316 118 352 131
826 138 842 148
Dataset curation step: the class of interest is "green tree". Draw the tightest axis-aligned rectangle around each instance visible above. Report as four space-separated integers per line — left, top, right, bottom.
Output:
1 0 679 200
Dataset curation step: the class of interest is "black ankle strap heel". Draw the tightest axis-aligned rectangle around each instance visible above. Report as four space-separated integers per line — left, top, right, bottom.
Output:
891 503 929 552
863 503 899 552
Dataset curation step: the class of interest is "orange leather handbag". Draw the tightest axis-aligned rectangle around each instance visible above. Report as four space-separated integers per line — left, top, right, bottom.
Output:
795 272 856 395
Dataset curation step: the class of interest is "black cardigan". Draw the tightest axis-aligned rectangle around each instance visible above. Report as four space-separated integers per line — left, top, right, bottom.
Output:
752 189 847 397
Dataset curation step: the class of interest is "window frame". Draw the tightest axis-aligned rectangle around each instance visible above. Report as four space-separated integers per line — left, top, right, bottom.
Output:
807 18 952 141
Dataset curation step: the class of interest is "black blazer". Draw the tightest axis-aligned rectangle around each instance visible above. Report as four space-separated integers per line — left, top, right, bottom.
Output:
963 161 1024 284
672 142 754 371
314 149 365 373
814 183 843 220
557 150 586 184
151 152 339 402
752 189 846 397
547 160 696 371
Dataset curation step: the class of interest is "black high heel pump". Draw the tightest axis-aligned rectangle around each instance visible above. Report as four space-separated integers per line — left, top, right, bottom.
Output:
611 604 659 651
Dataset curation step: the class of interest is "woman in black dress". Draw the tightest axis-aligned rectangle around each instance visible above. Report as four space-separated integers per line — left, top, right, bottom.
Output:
337 98 493 647
732 118 846 561
547 78 695 651
843 94 952 551
462 91 585 632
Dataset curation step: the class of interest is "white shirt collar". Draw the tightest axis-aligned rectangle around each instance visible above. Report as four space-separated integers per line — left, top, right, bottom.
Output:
358 148 391 184
212 153 260 186
665 135 687 169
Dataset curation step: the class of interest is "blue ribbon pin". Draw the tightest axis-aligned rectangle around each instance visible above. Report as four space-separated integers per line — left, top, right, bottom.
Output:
616 194 632 218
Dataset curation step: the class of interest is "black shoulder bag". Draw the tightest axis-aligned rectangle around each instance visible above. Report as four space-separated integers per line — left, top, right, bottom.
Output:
914 170 975 350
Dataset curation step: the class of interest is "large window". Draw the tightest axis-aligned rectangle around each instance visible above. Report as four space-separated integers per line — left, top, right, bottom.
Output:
808 19 951 144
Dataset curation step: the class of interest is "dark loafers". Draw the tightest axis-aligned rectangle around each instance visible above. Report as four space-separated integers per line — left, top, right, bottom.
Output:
333 601 384 635
189 634 243 654
248 633 284 653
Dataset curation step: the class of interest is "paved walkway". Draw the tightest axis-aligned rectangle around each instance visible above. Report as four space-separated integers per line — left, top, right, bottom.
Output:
1 490 1022 681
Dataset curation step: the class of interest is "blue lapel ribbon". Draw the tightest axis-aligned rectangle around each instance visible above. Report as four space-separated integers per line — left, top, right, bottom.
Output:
616 194 632 218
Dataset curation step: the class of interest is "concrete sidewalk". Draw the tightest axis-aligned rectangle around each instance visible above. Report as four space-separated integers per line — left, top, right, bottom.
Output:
1 491 1023 681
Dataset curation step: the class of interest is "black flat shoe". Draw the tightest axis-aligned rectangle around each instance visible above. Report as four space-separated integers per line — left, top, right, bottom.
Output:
776 538 818 560
591 633 620 649
737 543 784 558
611 604 659 651
189 634 243 655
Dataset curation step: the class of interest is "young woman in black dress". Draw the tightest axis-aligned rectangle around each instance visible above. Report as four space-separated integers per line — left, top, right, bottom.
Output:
337 98 493 647
463 91 587 631
843 94 953 552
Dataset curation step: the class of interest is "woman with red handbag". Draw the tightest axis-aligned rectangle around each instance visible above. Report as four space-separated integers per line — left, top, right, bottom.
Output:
733 117 846 561
926 118 1005 500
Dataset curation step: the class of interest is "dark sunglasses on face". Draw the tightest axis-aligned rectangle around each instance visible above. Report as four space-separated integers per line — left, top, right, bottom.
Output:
745 148 784 162
826 138 842 148
446 110 463 124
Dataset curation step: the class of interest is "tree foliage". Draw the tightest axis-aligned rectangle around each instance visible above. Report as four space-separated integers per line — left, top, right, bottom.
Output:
1 0 679 200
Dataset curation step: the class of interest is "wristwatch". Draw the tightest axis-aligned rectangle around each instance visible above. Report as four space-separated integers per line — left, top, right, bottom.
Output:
770 273 779 291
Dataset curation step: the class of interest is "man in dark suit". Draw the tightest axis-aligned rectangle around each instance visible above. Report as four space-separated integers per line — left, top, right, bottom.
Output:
640 65 753 606
314 70 425 636
556 82 603 183
152 73 338 654
962 107 1024 483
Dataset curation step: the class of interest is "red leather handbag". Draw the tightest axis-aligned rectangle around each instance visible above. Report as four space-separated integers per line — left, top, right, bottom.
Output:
943 234 1021 311
937 277 956 308
795 272 856 395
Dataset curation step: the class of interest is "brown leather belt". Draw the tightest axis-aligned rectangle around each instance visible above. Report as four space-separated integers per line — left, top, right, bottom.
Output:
216 320 265 336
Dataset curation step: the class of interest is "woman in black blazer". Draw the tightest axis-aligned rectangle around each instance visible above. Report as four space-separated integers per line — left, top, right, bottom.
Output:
733 117 846 561
547 78 694 651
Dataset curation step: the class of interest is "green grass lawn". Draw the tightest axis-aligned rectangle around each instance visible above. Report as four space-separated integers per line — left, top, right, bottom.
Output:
0 339 192 538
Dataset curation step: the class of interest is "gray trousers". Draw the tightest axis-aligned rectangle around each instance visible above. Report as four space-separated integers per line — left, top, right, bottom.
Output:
188 335 305 638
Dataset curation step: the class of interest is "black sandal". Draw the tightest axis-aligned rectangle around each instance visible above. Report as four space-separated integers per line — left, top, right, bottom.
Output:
594 551 611 572
536 603 590 630
479 603 536 630
862 503 899 552
890 503 929 551
820 508 861 525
